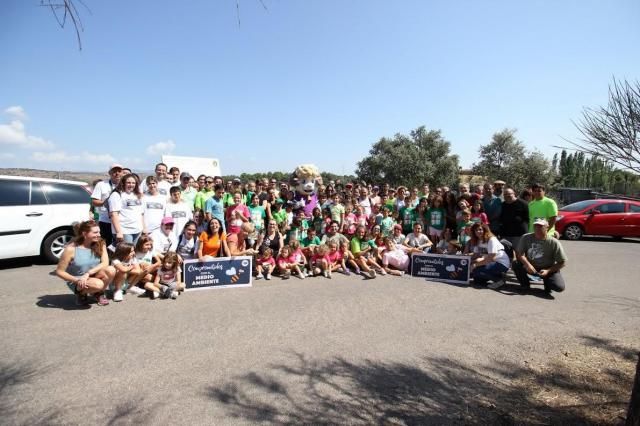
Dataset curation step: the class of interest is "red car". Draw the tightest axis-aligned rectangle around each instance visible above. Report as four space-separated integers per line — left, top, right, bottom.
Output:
555 199 640 240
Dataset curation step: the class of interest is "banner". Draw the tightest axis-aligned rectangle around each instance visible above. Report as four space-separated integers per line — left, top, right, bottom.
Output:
410 253 470 284
183 256 253 290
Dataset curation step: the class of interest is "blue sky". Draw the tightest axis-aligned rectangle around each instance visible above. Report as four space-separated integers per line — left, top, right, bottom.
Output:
1 0 639 176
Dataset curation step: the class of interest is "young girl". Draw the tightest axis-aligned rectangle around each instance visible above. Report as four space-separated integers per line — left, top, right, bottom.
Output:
277 245 305 280
343 202 357 238
427 195 446 246
111 242 142 302
152 251 183 299
310 244 330 278
127 235 161 294
289 240 308 276
457 209 474 249
255 247 276 280
311 207 324 236
354 205 369 229
339 240 359 275
470 200 489 225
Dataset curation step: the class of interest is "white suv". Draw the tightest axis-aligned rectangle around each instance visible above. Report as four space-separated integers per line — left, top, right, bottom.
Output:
0 175 92 263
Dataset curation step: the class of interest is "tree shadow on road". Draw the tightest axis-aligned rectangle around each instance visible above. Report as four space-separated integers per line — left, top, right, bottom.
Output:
206 339 637 425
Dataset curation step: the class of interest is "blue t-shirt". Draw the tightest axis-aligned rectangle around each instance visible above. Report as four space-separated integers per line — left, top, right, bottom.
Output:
205 196 225 225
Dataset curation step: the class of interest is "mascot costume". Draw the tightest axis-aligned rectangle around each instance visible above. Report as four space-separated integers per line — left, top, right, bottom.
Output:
290 164 321 218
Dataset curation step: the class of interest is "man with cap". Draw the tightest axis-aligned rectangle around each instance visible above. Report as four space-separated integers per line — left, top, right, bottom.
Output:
493 180 506 201
177 172 197 210
151 216 179 259
514 218 567 297
91 163 124 247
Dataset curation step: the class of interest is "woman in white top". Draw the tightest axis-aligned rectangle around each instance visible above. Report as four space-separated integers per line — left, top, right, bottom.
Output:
468 223 511 289
108 173 146 245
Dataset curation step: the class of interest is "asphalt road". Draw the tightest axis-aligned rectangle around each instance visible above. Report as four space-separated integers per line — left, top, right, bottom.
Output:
1 238 639 424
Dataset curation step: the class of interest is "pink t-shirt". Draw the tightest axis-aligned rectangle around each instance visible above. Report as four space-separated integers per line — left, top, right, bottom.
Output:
226 204 250 234
326 250 342 264
257 256 275 267
277 253 296 268
311 253 328 265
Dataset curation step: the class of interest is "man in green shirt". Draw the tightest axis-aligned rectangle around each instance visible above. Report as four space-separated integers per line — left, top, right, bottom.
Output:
528 183 558 236
194 177 215 211
514 218 567 297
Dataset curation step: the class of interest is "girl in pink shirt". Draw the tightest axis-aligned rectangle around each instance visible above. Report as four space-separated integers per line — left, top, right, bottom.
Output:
277 245 304 280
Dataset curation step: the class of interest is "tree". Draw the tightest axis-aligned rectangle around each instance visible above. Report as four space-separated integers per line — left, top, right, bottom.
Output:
355 126 459 188
569 78 640 174
472 129 553 190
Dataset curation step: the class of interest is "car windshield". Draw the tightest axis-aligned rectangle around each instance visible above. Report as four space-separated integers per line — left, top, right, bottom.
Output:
560 200 600 212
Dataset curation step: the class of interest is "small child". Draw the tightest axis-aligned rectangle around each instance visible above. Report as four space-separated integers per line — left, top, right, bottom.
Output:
343 202 357 238
325 241 343 278
255 247 276 280
277 245 304 280
457 209 474 248
152 251 183 299
339 240 359 275
380 206 395 237
289 240 308 276
311 207 324 236
310 244 330 277
128 235 160 294
111 242 141 302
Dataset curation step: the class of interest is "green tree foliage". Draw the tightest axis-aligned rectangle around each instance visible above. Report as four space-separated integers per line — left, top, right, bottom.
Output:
555 149 640 195
355 126 460 188
472 129 553 190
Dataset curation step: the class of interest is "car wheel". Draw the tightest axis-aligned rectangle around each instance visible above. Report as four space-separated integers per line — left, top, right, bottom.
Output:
42 230 73 263
563 224 583 241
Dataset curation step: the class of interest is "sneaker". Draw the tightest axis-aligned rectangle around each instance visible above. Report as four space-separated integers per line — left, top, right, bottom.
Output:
379 269 387 276
163 283 176 299
343 268 351 276
282 272 290 280
299 273 305 280
265 273 272 280
127 286 145 296
368 270 377 279
170 291 178 299
323 270 329 278
96 294 109 306
488 279 505 290
75 294 89 306
152 291 160 299
113 289 124 302
355 268 361 275
255 274 262 280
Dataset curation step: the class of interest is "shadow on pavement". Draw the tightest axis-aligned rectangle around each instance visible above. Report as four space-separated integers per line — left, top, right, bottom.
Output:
0 256 51 271
206 341 636 425
36 294 91 310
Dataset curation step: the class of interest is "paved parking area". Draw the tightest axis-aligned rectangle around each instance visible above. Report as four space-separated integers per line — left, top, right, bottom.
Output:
1 238 639 424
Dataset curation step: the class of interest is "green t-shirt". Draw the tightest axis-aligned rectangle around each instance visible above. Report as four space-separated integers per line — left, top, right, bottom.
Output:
272 209 287 225
380 217 395 237
301 235 321 248
194 189 214 211
517 232 567 270
427 207 446 230
528 197 558 234
399 206 415 233
249 205 266 232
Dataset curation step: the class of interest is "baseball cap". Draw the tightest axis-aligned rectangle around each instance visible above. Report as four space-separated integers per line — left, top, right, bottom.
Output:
109 163 124 172
161 217 175 225
533 218 549 226
493 179 506 185
345 182 353 188
180 172 192 180
232 178 241 184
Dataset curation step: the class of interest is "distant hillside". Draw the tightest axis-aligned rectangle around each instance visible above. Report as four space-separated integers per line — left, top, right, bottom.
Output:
0 168 151 185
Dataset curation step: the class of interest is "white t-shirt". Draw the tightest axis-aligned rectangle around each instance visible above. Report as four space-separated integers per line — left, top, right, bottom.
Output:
150 228 178 256
358 197 372 216
91 179 116 223
108 191 143 234
405 232 431 249
142 194 168 234
164 201 193 238
140 179 172 197
176 235 199 260
475 237 511 269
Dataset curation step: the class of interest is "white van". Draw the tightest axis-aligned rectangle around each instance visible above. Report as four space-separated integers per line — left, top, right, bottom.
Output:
0 175 92 263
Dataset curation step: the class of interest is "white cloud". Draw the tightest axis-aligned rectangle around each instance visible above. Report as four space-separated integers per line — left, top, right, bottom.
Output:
5 106 27 121
0 120 55 150
146 139 176 156
0 152 16 160
31 150 116 166
0 106 54 150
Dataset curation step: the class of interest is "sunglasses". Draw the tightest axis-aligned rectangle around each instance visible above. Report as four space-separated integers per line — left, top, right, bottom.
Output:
206 180 214 184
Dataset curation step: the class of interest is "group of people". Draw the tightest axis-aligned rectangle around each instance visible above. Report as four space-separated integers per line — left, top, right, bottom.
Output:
56 162 568 306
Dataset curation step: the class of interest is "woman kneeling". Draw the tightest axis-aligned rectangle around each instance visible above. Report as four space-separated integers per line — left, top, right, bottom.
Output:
56 220 115 306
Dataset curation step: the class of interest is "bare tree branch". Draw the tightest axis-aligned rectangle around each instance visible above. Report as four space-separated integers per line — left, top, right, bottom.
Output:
40 0 89 50
558 78 640 174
